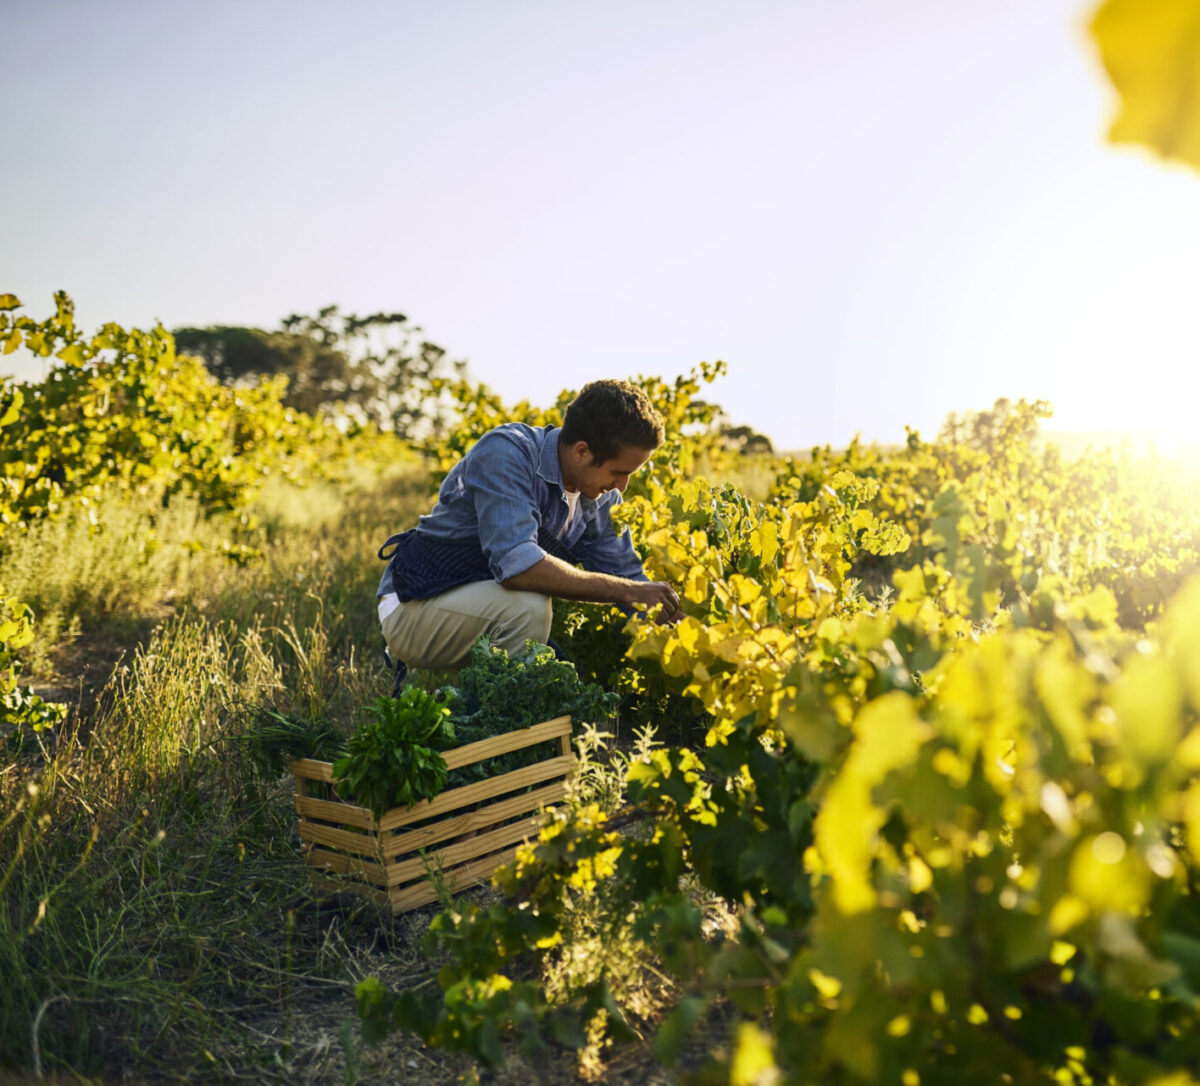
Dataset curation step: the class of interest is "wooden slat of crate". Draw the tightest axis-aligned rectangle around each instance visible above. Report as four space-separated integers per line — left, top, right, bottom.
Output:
305 846 389 887
387 847 521 913
294 755 573 833
290 715 572 790
377 755 573 831
441 715 571 769
292 758 335 783
294 793 373 829
386 812 543 886
297 779 568 860
299 820 380 859
381 778 567 858
309 846 523 913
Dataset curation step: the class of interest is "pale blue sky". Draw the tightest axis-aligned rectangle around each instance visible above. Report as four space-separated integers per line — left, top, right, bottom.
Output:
4 0 1199 452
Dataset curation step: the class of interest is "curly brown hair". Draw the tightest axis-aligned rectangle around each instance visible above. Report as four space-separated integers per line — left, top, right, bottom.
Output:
560 380 665 465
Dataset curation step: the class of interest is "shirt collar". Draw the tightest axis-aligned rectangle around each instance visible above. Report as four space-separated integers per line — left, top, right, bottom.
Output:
537 425 606 507
538 426 565 489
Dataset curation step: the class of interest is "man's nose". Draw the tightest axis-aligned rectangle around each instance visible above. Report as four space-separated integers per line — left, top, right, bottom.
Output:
614 477 629 493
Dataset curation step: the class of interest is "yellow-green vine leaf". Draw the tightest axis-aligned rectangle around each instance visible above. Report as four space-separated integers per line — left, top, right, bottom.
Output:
1091 0 1200 169
0 386 22 427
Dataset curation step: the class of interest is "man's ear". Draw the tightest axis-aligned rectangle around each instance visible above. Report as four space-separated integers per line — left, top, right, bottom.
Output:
569 440 594 464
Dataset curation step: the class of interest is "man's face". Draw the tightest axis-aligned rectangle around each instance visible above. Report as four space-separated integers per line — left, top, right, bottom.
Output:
563 442 654 499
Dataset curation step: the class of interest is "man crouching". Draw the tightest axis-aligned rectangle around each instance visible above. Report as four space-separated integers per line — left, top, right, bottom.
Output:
376 379 684 678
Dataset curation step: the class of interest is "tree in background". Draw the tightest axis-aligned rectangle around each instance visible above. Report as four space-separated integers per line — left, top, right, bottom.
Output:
174 306 466 437
682 396 774 456
717 422 774 456
938 396 1053 456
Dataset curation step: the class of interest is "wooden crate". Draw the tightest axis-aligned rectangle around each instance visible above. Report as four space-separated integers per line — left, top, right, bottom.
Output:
291 715 573 913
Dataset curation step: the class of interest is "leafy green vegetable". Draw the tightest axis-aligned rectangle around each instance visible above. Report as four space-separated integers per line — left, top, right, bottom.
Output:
333 687 455 818
439 638 618 787
443 636 617 734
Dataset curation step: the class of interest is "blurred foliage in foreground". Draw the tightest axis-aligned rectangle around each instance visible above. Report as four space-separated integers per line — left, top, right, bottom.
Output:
1092 0 1200 170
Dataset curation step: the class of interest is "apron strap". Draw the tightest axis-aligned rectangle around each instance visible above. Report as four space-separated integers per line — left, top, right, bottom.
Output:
378 532 407 561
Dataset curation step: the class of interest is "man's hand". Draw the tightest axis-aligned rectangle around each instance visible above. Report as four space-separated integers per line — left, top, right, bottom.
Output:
626 580 684 625
503 555 683 622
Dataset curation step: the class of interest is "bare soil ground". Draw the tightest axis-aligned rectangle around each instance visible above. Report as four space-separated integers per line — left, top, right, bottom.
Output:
24 604 177 719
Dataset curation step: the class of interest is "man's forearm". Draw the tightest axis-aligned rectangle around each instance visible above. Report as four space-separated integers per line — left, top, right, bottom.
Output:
504 555 684 624
502 554 636 606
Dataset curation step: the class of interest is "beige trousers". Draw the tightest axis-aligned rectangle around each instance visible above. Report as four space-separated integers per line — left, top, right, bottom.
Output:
380 580 553 672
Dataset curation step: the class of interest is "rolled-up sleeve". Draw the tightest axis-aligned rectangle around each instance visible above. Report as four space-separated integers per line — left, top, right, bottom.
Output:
462 433 547 582
574 493 648 581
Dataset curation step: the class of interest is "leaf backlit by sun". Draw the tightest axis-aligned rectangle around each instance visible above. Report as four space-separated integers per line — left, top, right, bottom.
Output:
1091 0 1200 170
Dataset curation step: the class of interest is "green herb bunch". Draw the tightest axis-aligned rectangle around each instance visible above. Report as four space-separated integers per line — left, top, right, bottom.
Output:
333 687 456 818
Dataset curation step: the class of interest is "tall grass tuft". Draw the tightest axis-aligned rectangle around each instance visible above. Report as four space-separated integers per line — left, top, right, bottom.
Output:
74 617 283 803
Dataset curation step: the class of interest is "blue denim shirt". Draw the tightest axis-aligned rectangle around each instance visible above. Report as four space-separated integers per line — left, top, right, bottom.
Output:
378 423 646 599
